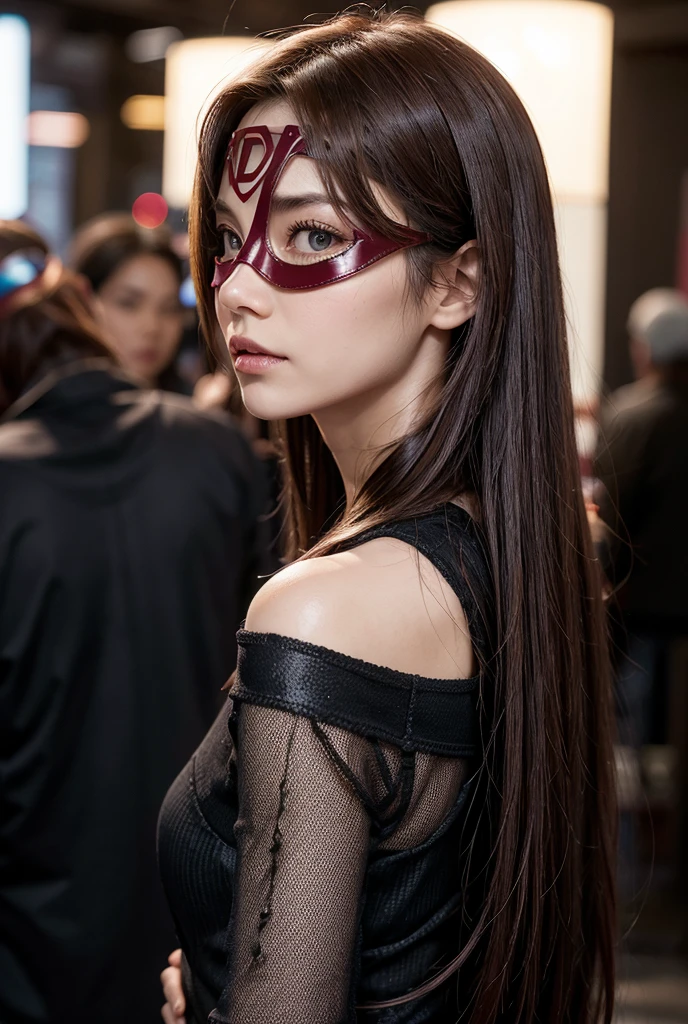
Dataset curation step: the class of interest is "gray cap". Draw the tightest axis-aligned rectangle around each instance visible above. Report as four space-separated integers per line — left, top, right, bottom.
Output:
627 288 688 364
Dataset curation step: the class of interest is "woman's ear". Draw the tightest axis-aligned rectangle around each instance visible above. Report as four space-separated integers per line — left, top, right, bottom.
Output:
428 239 480 332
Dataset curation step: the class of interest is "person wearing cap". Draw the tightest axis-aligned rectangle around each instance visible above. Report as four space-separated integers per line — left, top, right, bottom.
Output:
595 289 688 735
595 289 688 653
0 221 265 1024
594 289 688 901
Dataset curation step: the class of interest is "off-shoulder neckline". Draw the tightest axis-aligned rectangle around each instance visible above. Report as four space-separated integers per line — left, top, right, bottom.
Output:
236 629 480 690
237 503 487 688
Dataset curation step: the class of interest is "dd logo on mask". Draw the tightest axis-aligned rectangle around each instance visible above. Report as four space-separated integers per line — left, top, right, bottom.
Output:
227 126 276 203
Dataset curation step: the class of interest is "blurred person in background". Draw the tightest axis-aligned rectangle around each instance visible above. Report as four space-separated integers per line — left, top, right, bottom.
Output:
70 213 190 393
0 220 265 1024
594 288 688 753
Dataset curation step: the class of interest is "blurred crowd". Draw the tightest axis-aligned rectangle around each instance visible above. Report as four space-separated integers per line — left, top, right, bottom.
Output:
1 212 688 1021
0 216 279 1023
593 287 688 925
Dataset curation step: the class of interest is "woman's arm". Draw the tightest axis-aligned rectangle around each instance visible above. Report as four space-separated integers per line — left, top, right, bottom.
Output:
211 705 370 1024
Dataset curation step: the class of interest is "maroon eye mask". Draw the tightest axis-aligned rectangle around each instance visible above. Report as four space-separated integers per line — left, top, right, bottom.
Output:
211 124 431 291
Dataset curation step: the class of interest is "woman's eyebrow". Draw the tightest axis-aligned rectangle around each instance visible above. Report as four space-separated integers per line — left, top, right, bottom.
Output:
113 284 145 296
214 197 236 218
214 192 345 218
270 192 333 214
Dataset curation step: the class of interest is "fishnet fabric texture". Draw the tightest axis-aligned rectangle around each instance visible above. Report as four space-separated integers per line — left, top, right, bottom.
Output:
209 705 466 1024
158 503 492 1023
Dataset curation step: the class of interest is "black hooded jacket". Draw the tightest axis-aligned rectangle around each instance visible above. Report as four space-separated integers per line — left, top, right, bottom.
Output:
0 360 265 1024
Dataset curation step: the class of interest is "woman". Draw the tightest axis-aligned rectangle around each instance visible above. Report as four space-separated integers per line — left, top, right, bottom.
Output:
0 221 265 1024
70 213 189 392
159 12 616 1024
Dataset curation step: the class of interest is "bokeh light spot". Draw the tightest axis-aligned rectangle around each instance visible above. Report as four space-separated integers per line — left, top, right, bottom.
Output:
132 192 168 228
179 276 196 308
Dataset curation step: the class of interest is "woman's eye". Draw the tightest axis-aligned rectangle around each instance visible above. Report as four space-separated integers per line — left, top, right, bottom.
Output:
290 226 346 256
297 229 333 253
220 229 242 261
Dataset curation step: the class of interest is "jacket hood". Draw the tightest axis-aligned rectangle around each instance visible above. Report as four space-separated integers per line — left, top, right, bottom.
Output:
0 359 162 499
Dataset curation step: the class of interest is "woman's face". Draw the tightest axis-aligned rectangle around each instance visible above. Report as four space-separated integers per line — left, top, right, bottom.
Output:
213 101 440 422
97 254 184 384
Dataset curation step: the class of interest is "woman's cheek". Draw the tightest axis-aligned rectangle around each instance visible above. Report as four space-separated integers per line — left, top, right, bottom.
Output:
102 302 132 339
214 293 234 339
299 291 354 331
163 316 184 352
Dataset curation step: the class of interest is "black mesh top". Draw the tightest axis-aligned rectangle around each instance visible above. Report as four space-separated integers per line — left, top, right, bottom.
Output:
158 503 493 1023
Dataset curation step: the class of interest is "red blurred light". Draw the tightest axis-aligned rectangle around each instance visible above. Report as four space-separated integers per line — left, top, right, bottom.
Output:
132 192 168 228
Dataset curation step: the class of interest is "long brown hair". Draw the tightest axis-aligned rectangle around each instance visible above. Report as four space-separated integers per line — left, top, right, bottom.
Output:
0 220 112 414
191 12 616 1023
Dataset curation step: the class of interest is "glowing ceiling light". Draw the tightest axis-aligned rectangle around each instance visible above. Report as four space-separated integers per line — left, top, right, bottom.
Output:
426 0 614 404
163 37 272 208
28 111 90 148
0 15 30 219
426 0 613 202
126 26 183 63
121 95 166 131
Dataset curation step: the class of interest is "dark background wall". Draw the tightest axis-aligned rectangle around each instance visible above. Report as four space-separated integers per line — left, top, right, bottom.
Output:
606 6 688 390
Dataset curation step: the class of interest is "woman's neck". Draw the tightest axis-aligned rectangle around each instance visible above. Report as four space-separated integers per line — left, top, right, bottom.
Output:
312 347 445 508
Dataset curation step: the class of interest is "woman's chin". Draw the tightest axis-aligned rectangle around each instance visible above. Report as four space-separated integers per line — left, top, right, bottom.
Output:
240 385 314 422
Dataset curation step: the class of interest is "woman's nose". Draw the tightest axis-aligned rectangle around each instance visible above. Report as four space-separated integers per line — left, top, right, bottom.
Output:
217 262 272 320
140 309 162 339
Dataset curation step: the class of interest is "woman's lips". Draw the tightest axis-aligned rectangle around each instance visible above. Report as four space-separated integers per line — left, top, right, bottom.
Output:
230 335 286 374
234 352 286 373
131 349 162 367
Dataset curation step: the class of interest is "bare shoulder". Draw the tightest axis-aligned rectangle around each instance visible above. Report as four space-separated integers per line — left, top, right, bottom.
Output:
245 536 476 679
